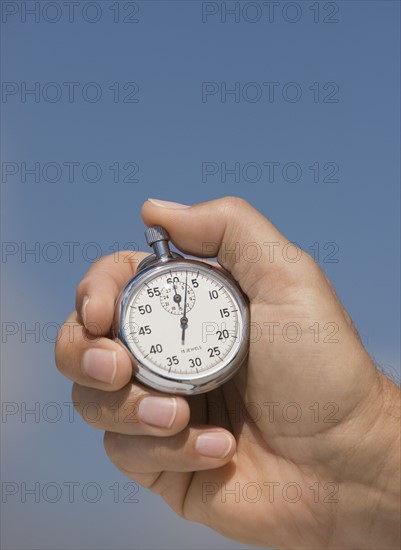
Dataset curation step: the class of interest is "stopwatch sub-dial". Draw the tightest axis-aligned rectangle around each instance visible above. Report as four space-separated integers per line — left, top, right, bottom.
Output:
160 281 196 315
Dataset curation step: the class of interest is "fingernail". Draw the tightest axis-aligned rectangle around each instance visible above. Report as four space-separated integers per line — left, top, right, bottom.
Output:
147 198 190 209
195 432 233 459
82 296 90 327
82 349 117 384
138 397 177 428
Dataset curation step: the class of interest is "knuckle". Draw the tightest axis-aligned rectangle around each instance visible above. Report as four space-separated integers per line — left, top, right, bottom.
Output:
72 386 104 428
103 431 116 459
71 383 81 405
301 250 326 280
54 339 64 374
152 443 165 466
71 384 94 421
75 277 87 302
54 319 74 375
96 397 116 430
75 275 98 308
103 432 127 468
219 195 249 214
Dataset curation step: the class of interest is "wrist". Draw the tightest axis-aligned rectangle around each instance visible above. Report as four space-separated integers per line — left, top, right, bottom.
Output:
368 373 401 546
335 367 400 549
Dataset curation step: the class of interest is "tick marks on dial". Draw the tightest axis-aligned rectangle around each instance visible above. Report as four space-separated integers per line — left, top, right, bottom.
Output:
124 266 243 378
160 281 195 315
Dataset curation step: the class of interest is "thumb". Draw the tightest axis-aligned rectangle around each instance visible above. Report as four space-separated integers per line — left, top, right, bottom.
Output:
141 196 313 300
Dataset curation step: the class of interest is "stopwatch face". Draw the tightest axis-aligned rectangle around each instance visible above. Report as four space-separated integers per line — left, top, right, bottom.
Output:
117 262 249 394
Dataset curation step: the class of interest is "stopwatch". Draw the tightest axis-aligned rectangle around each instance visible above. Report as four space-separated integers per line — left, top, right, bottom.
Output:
113 226 250 395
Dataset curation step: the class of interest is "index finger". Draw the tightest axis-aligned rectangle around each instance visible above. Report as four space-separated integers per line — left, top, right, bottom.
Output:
76 250 148 336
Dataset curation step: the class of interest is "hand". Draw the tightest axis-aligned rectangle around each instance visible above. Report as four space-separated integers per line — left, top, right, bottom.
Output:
55 197 400 549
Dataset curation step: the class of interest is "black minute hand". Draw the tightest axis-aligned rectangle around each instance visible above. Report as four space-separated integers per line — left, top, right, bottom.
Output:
180 271 188 345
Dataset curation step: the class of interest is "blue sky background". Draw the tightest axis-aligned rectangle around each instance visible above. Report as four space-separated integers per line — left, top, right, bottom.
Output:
1 1 400 548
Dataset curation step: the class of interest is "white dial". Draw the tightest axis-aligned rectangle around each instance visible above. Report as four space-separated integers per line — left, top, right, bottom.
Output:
121 266 244 379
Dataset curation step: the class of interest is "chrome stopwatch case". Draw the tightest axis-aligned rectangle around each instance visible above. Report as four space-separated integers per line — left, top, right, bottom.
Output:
113 226 250 395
